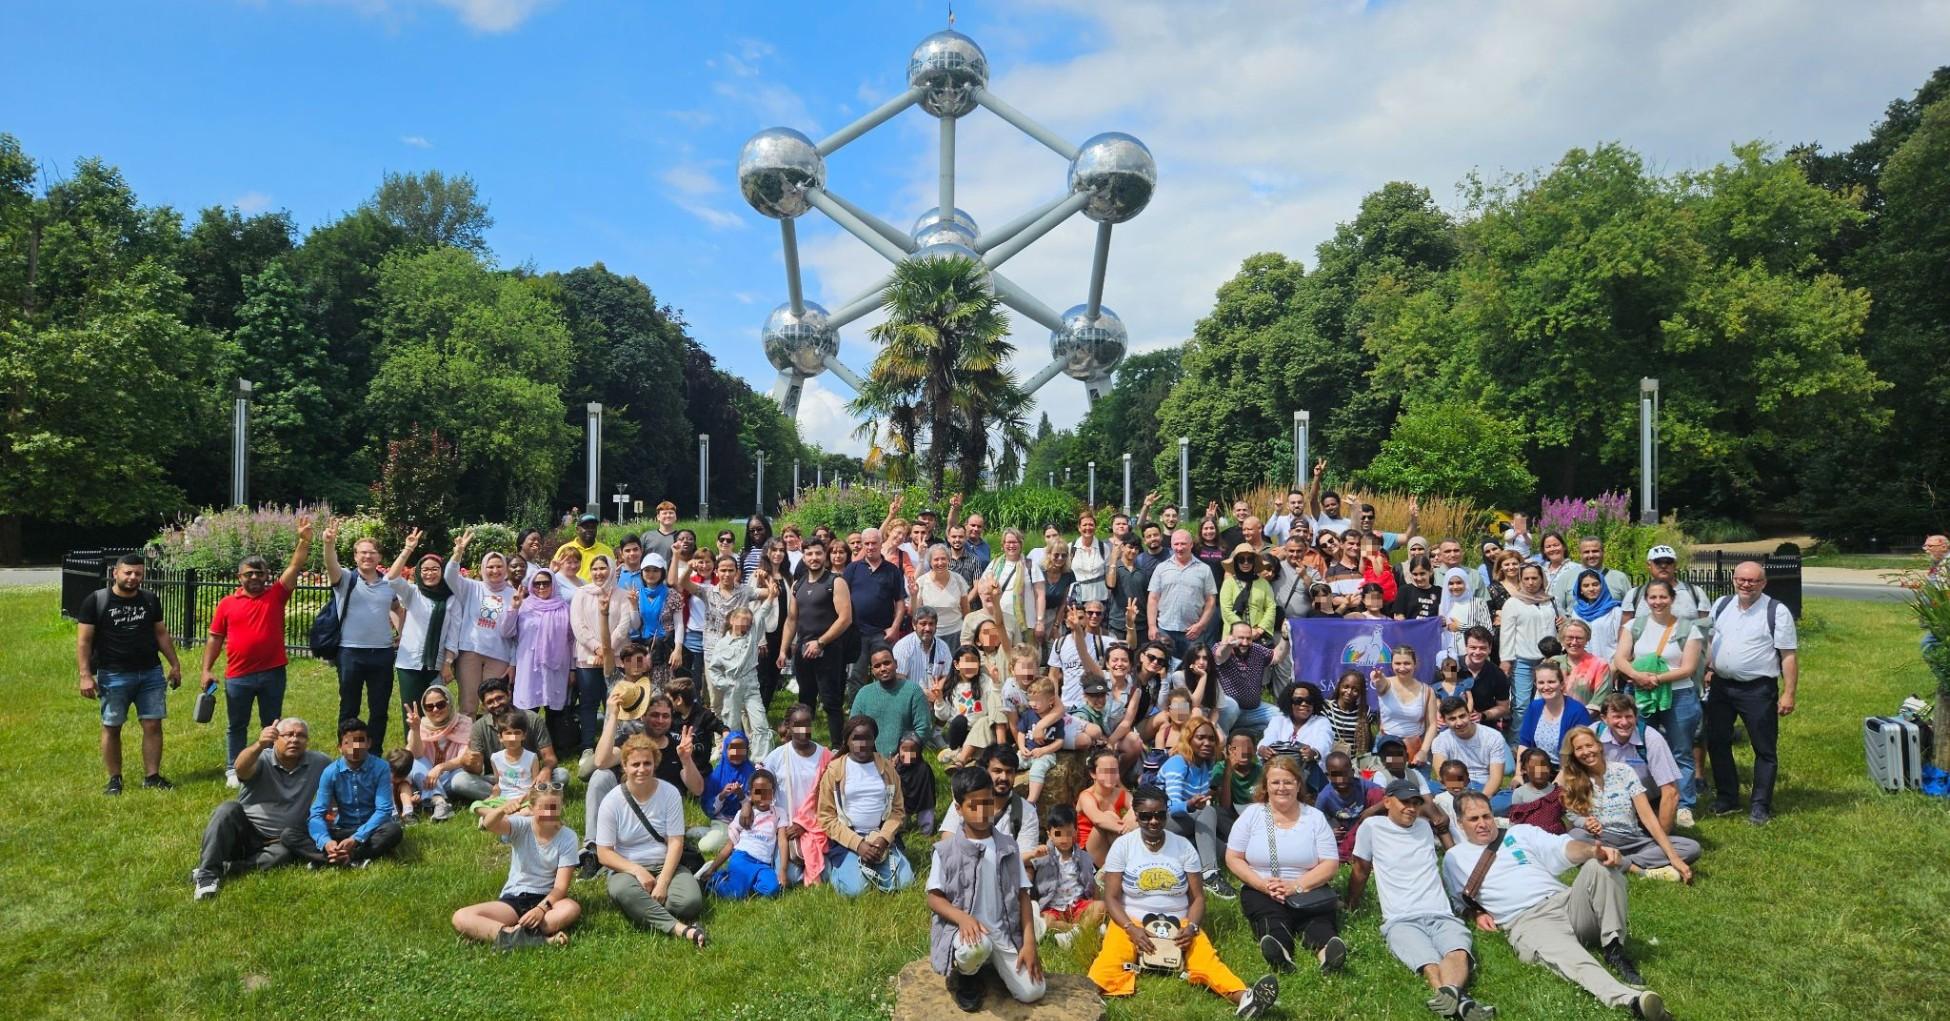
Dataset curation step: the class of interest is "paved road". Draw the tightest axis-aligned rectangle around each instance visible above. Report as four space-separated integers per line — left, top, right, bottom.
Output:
0 568 58 588
1805 583 1907 603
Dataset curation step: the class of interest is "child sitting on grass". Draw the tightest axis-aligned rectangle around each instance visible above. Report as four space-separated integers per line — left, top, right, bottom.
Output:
1430 758 1470 825
705 767 790 899
1028 804 1106 950
451 787 581 950
472 716 539 819
896 734 938 836
386 748 419 820
927 766 1047 1012
1508 746 1567 833
1018 677 1067 805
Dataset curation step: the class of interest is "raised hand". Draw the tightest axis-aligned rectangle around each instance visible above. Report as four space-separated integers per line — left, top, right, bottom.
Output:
1313 458 1327 479
949 492 963 510
454 528 474 557
322 518 340 545
404 527 425 550
677 726 695 760
295 515 314 542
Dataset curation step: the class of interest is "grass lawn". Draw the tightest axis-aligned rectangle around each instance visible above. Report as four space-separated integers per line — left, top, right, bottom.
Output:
4 589 1948 1020
1803 552 1930 573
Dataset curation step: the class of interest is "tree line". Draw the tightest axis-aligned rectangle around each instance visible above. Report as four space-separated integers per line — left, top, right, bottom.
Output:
1033 69 1949 547
0 151 859 562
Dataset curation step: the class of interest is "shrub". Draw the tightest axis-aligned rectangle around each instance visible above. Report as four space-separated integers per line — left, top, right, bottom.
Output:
1357 403 1537 509
1538 492 1691 577
1230 482 1490 554
452 521 520 569
1681 516 1759 545
149 504 379 574
370 426 461 551
961 485 1081 532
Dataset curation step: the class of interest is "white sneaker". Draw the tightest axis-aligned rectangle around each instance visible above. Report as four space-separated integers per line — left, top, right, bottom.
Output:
1053 929 1076 949
192 873 220 901
1675 807 1696 829
431 794 453 822
224 768 241 790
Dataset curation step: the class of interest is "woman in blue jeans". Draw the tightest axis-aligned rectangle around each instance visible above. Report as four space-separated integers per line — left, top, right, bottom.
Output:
816 716 914 896
1497 563 1558 735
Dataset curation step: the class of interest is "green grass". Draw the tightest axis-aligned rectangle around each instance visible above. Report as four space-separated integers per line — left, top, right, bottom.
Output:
5 588 1949 1019
1803 552 1929 573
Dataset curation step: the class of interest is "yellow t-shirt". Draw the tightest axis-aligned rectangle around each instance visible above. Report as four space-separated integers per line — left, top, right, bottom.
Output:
563 539 615 581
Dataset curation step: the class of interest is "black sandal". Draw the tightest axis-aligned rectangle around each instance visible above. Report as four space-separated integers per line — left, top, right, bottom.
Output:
677 922 708 949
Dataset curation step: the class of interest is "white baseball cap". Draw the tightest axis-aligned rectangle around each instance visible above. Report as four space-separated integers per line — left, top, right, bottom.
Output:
643 553 668 570
1644 545 1678 563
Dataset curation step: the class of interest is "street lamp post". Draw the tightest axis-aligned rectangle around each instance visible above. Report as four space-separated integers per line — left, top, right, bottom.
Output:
1639 378 1659 524
231 379 252 509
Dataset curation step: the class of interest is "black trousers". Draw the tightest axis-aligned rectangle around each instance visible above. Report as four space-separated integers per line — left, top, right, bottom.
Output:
337 648 395 750
1706 676 1779 812
1241 885 1340 962
281 820 403 864
196 800 290 878
758 632 785 712
796 645 850 748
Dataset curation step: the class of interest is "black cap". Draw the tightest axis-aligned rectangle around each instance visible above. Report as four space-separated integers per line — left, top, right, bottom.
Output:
1083 678 1109 696
1384 778 1425 802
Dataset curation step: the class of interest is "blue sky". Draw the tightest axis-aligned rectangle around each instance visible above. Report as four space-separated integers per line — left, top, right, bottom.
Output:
7 1 1948 454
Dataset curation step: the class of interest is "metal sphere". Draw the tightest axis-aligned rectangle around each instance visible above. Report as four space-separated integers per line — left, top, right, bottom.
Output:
911 219 977 250
1068 132 1157 223
738 128 825 219
907 30 988 118
909 241 990 284
1050 304 1128 380
761 301 837 377
911 206 979 237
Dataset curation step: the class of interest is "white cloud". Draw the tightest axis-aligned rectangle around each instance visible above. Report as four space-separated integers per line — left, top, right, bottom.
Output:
792 0 1950 435
795 378 869 456
400 134 433 148
661 159 744 230
429 0 551 32
675 201 747 230
232 191 273 214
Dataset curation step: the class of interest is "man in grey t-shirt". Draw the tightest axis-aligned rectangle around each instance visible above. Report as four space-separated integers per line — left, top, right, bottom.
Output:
192 718 328 901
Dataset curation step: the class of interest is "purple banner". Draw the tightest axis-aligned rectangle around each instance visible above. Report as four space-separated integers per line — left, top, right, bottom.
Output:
1287 616 1445 707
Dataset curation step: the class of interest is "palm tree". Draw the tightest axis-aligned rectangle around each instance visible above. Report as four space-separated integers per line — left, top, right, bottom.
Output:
851 255 1025 494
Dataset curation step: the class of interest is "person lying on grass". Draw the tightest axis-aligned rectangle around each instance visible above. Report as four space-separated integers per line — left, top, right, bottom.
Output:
927 765 1048 1012
452 787 580 950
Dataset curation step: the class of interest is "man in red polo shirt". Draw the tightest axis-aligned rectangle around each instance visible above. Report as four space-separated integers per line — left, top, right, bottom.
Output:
204 516 313 787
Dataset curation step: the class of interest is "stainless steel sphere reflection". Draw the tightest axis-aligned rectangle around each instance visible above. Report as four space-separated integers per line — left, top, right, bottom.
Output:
738 128 826 219
911 219 977 251
1050 304 1128 380
909 241 990 284
911 206 979 236
907 31 988 118
1068 132 1156 223
761 301 837 377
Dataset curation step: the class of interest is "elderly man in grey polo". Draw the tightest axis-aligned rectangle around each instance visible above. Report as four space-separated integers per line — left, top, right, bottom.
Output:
1704 561 1798 826
1147 529 1217 661
191 717 329 901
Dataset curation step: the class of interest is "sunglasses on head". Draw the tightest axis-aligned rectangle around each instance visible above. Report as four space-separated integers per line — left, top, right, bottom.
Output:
533 781 565 794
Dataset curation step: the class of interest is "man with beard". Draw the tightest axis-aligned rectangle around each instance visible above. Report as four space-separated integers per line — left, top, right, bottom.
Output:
78 552 184 795
451 676 567 804
205 518 314 790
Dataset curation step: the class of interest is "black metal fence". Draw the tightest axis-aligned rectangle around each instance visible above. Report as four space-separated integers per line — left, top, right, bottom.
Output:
62 549 338 657
1643 549 1803 619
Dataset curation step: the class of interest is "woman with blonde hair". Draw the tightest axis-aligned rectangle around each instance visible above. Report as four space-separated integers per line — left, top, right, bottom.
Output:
1558 727 1698 881
1223 755 1346 974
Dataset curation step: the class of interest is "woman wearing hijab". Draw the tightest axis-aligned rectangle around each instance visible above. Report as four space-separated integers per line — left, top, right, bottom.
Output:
501 568 578 757
1567 568 1623 665
447 530 517 717
388 539 461 715
406 683 473 821
1437 567 1491 664
572 554 639 759
1499 562 1560 735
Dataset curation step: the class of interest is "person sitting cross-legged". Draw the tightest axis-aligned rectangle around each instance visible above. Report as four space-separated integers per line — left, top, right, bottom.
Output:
283 716 403 868
817 715 916 896
191 717 328 900
451 787 581 950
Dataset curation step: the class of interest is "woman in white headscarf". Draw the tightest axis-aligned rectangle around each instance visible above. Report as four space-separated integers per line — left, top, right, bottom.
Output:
1437 567 1490 663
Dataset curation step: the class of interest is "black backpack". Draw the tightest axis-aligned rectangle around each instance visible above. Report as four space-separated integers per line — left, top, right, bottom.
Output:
308 575 355 665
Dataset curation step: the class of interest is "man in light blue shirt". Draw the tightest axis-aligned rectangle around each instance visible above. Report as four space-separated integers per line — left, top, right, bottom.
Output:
284 716 401 867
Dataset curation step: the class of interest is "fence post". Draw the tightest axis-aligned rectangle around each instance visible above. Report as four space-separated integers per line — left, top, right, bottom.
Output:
182 567 200 649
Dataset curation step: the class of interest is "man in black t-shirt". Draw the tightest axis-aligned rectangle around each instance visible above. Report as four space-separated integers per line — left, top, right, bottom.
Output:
75 553 184 795
1456 627 1513 733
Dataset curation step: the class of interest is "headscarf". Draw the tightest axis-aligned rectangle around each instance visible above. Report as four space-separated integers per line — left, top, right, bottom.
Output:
416 682 469 754
415 553 453 671
1438 567 1476 625
513 570 575 708
1571 567 1621 622
703 731 754 820
895 738 936 812
1508 564 1555 607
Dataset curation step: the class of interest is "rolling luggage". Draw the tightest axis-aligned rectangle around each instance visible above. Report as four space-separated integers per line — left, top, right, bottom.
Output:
1864 715 1926 793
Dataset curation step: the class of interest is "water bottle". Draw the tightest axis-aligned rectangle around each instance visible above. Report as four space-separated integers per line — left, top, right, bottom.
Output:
194 681 218 724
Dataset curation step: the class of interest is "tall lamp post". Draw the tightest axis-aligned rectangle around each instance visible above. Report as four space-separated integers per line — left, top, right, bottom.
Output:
231 379 252 509
1639 378 1659 525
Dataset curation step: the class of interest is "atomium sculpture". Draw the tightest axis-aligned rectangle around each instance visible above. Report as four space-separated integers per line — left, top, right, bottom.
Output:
738 28 1155 418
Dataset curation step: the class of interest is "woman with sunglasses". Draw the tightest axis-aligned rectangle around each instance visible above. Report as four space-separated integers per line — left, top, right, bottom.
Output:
1037 544 1076 655
405 683 472 822
1089 785 1279 1016
500 569 577 758
1220 545 1277 646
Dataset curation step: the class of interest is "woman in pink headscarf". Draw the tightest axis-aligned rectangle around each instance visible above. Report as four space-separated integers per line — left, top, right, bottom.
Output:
500 568 577 755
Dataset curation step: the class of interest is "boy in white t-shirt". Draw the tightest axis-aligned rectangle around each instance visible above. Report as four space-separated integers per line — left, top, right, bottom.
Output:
1431 698 1510 816
472 716 540 819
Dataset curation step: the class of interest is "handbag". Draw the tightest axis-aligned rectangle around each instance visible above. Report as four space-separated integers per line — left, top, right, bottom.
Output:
1265 806 1341 912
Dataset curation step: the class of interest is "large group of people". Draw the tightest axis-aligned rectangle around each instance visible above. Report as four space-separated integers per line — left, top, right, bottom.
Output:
74 473 1823 1019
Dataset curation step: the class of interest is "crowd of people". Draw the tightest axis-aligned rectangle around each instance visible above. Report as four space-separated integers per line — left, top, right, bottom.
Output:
72 470 1820 1019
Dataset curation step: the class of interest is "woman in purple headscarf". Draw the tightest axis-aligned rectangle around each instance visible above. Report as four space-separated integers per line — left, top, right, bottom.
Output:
500 568 578 755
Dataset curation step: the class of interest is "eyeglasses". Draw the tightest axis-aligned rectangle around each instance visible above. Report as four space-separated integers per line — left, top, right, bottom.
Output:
1135 810 1166 822
1084 609 1104 616
534 781 565 794
533 580 553 587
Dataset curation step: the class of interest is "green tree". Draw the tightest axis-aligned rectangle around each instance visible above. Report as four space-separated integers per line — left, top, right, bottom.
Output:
852 256 1023 494
1359 402 1535 506
1072 346 1181 501
177 205 294 334
231 261 358 505
364 247 573 521
370 169 493 253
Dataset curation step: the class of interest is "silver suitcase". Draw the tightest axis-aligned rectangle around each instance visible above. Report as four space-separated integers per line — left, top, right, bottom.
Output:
1864 716 1924 793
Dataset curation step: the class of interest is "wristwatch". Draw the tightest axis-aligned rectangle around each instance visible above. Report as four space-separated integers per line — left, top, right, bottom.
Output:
1181 922 1200 937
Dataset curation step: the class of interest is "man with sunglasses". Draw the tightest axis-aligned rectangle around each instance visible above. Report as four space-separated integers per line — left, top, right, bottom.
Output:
451 676 567 805
205 516 313 792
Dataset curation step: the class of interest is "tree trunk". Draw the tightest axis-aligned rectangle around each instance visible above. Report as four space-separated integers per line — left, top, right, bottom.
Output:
0 513 22 566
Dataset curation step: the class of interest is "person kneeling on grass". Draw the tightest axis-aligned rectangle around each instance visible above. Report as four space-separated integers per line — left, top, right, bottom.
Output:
597 734 708 948
192 717 327 900
452 788 581 950
1441 791 1671 1021
817 715 916 896
1028 804 1106 949
1089 785 1279 1018
284 716 402 868
928 765 1048 1013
